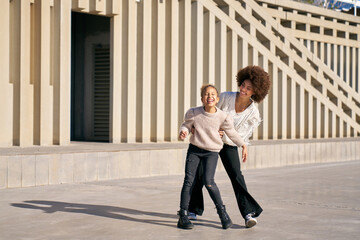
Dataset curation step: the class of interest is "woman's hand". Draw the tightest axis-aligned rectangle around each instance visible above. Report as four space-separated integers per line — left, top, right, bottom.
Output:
242 145 248 162
191 127 195 135
179 130 188 140
218 129 224 138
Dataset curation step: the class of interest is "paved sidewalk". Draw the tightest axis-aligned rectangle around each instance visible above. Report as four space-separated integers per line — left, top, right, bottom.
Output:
1 160 359 240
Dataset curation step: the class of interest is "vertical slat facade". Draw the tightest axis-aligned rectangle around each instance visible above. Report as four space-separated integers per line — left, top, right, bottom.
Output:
0 0 359 148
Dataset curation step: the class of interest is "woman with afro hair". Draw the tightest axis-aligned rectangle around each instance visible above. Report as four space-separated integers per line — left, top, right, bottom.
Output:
188 66 271 228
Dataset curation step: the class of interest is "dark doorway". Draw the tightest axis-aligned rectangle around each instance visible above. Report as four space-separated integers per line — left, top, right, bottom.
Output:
71 12 110 142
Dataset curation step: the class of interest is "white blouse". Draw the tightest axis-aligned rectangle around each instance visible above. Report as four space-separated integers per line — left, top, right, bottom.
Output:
218 92 261 146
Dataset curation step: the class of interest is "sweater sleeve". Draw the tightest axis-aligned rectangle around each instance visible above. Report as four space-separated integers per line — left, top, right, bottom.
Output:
221 114 245 147
179 108 195 135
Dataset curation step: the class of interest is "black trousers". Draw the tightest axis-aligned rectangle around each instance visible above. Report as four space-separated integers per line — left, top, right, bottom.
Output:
189 144 263 219
180 144 224 210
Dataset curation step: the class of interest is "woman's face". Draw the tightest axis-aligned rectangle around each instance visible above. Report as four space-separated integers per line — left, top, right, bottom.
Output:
239 80 254 99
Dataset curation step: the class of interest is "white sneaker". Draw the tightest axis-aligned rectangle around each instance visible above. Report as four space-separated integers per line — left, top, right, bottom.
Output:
188 212 197 220
245 213 257 228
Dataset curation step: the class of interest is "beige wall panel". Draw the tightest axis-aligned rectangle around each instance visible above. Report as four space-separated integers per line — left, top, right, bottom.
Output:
34 0 53 146
0 156 8 188
73 153 87 183
315 97 321 138
89 0 105 14
263 58 269 140
21 155 36 187
226 8 238 91
345 46 349 84
324 105 329 138
191 1 204 107
72 0 89 12
7 156 22 188
156 1 166 142
333 44 338 76
183 0 192 113
10 0 34 146
53 0 71 145
270 64 278 140
169 0 179 141
227 30 238 91
339 118 344 137
339 45 344 80
0 1 13 147
178 0 191 125
35 155 50 186
299 85 305 138
319 42 324 62
140 0 152 142
127 1 137 143
325 43 331 68
215 21 227 93
351 47 356 92
106 0 120 16
308 92 313 139
290 79 296 139
280 71 287 139
97 152 110 181
110 8 122 143
204 11 216 85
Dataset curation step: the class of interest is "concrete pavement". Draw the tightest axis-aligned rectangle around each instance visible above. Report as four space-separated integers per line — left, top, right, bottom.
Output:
1 160 359 240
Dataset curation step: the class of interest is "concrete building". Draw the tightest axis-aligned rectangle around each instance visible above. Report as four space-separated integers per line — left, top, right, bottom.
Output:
0 0 359 189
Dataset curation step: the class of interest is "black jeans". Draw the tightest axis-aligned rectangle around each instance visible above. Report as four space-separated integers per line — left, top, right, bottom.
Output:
180 144 224 210
189 144 263 218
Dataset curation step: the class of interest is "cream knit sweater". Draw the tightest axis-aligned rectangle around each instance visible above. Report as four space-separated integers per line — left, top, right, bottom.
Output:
179 106 245 152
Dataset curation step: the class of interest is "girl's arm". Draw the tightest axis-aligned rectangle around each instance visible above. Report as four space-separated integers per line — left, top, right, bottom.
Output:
221 115 245 147
179 108 195 139
222 115 248 161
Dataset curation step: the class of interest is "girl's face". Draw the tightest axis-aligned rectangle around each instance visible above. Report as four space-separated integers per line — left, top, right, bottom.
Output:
239 80 254 99
201 87 219 108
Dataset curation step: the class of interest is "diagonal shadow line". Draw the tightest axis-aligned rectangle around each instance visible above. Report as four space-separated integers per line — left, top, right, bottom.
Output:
11 200 221 228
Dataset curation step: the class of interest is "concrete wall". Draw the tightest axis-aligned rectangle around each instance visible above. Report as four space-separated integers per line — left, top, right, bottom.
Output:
0 0 359 189
1 138 359 189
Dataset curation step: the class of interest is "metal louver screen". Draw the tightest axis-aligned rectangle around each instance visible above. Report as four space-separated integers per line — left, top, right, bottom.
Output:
93 45 110 141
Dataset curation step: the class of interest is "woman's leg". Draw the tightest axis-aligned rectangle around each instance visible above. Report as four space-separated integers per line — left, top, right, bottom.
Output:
219 144 263 218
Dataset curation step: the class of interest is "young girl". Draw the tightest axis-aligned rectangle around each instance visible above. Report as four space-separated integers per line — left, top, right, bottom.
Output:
177 84 248 230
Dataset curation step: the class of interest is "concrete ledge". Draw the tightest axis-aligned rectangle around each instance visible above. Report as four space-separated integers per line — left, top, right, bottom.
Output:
0 138 359 189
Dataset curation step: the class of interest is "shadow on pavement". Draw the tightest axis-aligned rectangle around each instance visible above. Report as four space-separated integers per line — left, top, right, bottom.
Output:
11 200 223 229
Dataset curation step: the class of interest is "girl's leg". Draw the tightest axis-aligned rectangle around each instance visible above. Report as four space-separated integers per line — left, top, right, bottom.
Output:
202 152 223 206
202 151 232 229
188 161 205 216
219 144 263 218
180 146 201 211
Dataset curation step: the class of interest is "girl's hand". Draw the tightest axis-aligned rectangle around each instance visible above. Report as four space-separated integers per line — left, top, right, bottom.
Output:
242 145 248 162
179 130 188 140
